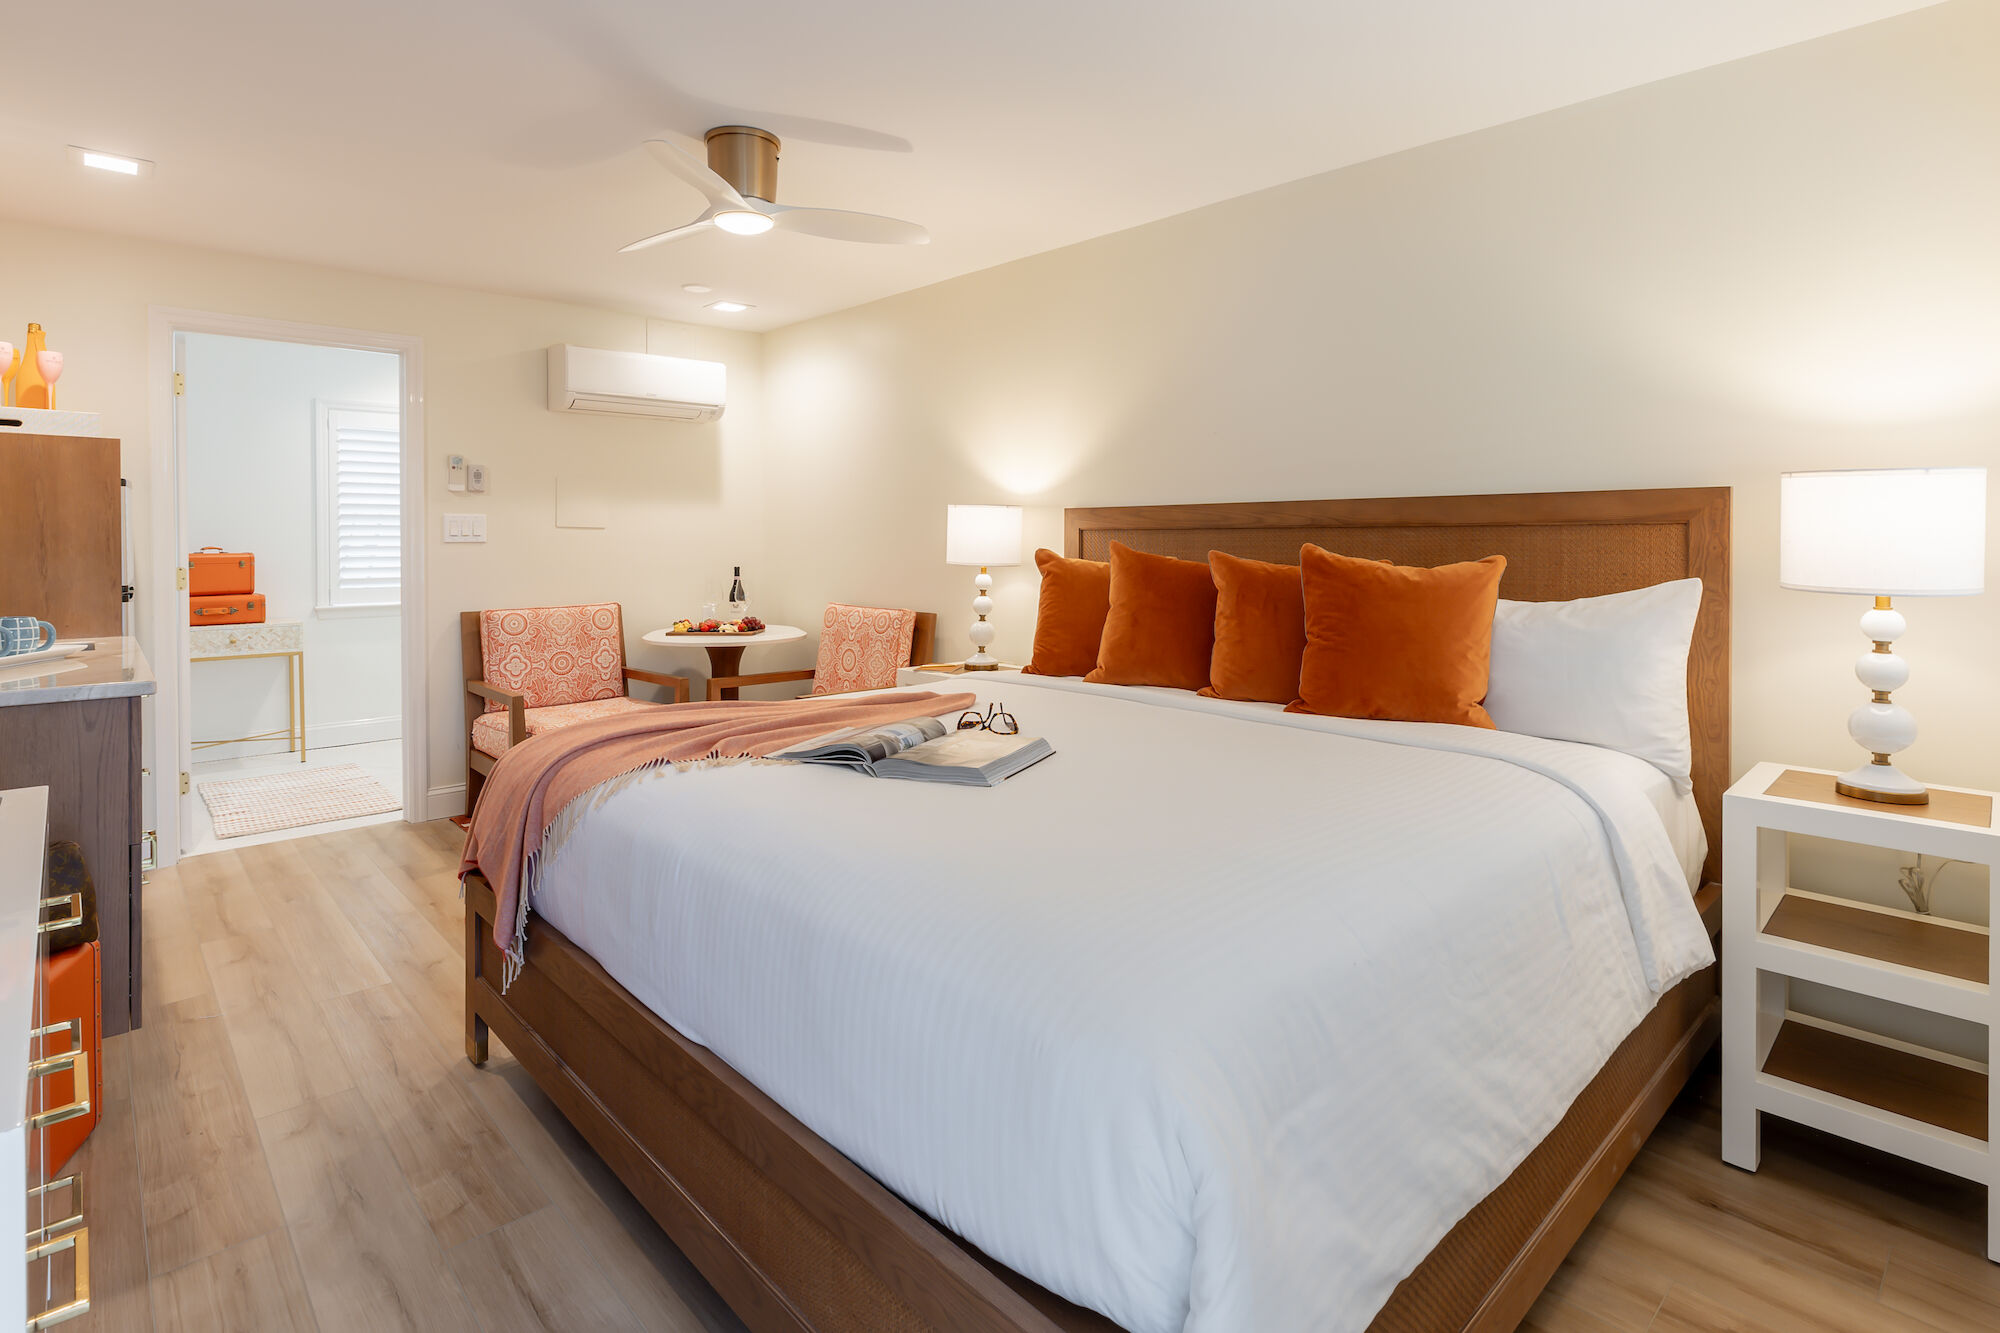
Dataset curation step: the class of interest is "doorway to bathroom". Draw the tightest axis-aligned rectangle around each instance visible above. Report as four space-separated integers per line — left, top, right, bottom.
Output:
147 311 427 865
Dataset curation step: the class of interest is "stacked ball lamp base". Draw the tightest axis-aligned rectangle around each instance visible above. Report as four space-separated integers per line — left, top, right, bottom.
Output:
1839 596 1923 804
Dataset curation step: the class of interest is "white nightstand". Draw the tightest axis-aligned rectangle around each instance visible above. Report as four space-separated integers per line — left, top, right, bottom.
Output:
1722 761 1998 1259
897 664 1024 686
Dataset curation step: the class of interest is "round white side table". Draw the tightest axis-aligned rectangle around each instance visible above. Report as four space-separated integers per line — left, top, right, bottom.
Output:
641 624 805 700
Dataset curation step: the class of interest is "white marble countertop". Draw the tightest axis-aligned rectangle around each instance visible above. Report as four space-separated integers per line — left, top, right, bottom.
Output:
0 636 158 707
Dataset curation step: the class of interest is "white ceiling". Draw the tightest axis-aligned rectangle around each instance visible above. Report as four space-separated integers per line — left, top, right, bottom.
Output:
0 0 1937 332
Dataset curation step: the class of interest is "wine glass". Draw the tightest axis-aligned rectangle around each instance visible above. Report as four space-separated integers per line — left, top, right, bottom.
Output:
36 351 62 408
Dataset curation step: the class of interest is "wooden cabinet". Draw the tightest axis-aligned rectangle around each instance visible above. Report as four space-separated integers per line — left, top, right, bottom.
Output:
0 433 123 641
0 433 146 1038
0 645 153 1037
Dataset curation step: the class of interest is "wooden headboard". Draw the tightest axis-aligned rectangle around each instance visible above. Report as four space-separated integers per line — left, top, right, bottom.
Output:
1064 488 1730 886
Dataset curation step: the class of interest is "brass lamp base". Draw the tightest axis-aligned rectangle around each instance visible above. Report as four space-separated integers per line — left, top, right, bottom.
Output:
1834 780 1929 805
1834 597 1929 806
1834 757 1929 806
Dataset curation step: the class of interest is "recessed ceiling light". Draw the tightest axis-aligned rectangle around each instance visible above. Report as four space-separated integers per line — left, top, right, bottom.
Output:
682 283 713 295
68 145 152 177
706 301 752 314
712 210 775 237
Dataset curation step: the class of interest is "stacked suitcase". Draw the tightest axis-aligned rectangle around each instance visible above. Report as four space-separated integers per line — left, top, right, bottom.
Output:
188 546 265 624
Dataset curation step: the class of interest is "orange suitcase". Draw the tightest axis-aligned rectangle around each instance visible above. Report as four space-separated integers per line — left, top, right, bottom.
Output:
189 547 256 596
189 593 266 625
28 941 101 1178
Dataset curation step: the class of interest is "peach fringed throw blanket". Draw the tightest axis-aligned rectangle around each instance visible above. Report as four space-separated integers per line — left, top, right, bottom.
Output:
460 691 975 984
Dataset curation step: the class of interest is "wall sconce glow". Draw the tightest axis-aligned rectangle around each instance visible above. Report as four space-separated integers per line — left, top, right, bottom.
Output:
966 423 1095 496
712 210 775 236
69 145 152 177
706 301 752 314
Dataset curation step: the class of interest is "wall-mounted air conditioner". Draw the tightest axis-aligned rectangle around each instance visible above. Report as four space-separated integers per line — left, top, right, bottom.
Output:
546 344 726 422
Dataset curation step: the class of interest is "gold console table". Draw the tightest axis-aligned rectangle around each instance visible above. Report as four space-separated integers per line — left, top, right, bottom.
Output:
189 620 305 761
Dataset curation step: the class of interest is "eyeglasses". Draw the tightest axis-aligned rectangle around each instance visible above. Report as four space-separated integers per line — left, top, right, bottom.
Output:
955 702 1019 735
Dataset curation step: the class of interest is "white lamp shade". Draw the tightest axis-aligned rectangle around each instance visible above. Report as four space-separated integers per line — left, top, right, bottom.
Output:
1779 467 1986 596
945 504 1024 568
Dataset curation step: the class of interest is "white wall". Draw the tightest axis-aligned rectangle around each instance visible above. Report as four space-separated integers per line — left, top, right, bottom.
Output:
751 3 2000 1056
4 1 1995 921
0 217 766 833
759 1 2000 798
184 333 402 758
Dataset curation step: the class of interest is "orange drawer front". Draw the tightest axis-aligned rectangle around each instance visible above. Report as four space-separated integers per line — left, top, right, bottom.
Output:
189 548 256 596
29 940 102 1178
189 593 266 625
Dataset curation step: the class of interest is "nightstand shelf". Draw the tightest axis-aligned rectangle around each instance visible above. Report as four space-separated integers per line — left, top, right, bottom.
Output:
1754 888 1989 1024
1762 890 1986 985
1723 760 1999 1260
1762 1018 1986 1143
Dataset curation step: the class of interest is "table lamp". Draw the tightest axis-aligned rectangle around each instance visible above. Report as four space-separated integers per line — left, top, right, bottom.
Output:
1779 467 1986 804
944 504 1023 670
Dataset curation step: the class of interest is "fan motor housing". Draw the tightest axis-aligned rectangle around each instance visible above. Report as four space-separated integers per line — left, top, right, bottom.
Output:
705 126 781 202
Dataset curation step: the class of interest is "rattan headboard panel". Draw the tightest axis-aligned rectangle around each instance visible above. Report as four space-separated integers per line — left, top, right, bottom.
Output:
1065 489 1730 884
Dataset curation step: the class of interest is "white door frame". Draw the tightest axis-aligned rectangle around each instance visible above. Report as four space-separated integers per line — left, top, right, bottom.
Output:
147 307 428 867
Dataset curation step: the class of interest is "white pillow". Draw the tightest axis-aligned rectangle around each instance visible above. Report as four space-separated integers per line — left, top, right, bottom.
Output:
1483 578 1703 787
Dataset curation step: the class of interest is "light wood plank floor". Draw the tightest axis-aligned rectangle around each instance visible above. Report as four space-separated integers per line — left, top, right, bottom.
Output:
52 819 2000 1332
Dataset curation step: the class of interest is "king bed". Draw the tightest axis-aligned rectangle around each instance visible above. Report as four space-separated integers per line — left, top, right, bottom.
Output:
462 486 1730 1332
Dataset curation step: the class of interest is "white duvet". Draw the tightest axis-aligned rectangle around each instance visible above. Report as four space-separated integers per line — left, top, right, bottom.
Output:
532 674 1714 1333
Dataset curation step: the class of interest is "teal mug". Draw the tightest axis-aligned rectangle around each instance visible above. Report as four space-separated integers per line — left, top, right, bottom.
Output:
0 617 57 657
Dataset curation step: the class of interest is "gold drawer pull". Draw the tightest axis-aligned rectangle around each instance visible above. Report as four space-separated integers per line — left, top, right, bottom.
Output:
36 894 81 935
25 1226 89 1329
31 1020 79 1056
27 1050 89 1130
26 1177 81 1246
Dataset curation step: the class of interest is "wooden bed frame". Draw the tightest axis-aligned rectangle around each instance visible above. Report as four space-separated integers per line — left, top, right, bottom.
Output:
464 486 1731 1333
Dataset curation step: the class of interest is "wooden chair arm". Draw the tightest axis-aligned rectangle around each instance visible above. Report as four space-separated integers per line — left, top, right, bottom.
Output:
705 669 815 702
623 667 690 705
467 679 528 746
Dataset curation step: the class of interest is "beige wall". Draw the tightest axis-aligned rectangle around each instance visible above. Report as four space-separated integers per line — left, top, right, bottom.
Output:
6 1 1996 866
760 1 2000 798
0 217 765 827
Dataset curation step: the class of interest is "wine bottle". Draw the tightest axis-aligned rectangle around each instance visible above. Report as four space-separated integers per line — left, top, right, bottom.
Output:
727 566 748 616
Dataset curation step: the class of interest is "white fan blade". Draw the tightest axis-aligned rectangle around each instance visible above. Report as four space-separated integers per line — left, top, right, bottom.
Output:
643 138 748 210
619 210 716 253
764 203 929 245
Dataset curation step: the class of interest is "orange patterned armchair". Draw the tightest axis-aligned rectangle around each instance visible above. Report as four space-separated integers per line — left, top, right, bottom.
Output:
705 604 936 701
460 603 687 809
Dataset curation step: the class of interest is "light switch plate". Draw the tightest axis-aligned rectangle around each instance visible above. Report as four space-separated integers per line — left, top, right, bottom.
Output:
443 513 486 543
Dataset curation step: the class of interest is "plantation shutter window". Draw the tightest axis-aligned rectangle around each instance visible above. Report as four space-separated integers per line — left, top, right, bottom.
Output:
316 405 401 609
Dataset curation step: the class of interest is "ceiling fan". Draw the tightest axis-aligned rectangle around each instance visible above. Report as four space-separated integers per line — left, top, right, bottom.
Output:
620 126 929 252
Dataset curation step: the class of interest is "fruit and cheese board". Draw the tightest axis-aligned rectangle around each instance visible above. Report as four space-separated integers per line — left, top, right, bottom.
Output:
661 615 768 636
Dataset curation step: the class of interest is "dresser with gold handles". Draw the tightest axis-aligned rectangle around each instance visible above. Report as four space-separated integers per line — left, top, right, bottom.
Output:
5 787 92 1328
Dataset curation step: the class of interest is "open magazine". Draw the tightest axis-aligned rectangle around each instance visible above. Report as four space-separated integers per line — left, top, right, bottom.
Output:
773 714 1053 787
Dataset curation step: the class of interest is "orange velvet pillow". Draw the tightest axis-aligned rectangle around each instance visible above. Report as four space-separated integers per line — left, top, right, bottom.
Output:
1200 551 1306 704
1084 542 1217 690
1023 549 1111 677
1288 546 1506 727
